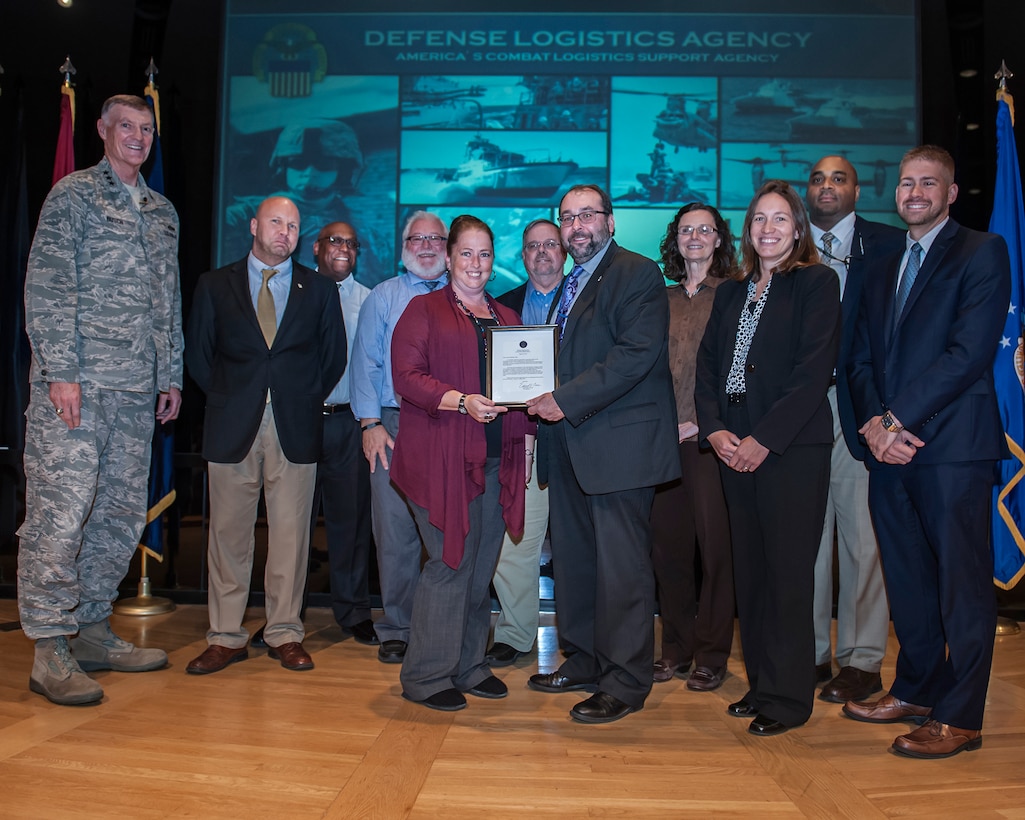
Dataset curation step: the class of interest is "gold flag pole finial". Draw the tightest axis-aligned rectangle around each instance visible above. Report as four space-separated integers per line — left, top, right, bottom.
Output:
59 55 76 87
58 56 77 131
143 57 161 135
995 60 1015 125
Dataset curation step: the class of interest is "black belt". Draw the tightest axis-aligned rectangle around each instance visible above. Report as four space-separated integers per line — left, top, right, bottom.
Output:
727 393 747 405
323 403 351 415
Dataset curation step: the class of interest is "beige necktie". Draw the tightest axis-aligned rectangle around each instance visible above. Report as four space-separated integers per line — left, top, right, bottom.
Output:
258 268 278 347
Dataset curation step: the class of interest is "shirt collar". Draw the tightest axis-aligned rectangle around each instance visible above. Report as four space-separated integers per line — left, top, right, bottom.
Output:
906 217 949 257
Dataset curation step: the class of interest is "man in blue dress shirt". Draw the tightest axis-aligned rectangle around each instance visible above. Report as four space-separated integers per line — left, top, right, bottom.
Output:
349 211 449 663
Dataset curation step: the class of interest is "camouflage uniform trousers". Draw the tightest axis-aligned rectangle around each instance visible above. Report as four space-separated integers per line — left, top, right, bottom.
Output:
18 382 156 638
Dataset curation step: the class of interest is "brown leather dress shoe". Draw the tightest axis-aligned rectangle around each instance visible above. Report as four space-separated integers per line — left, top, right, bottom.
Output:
820 666 883 703
186 645 248 675
268 642 314 671
652 658 689 683
687 665 727 691
892 719 982 759
842 692 931 724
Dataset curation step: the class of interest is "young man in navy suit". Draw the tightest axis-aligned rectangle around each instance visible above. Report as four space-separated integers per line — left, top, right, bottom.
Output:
845 146 1011 759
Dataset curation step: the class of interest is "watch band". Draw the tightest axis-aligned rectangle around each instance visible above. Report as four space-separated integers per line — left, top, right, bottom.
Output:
458 394 468 415
880 412 903 433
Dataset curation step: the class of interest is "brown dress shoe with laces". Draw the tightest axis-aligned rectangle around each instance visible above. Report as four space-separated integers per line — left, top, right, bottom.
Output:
186 645 248 675
892 719 982 759
842 692 931 724
268 642 314 670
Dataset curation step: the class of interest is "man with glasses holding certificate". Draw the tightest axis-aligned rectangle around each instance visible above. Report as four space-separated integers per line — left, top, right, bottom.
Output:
526 185 678 723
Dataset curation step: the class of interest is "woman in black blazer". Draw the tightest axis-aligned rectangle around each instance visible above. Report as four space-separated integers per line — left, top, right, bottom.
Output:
694 180 840 735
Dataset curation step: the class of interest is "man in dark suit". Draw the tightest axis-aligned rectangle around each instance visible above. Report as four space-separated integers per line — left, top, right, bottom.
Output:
845 146 1010 759
185 196 347 674
486 219 565 667
805 156 904 704
526 185 679 723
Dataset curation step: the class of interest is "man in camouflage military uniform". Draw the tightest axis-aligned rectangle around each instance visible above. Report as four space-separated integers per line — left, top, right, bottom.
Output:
18 94 183 706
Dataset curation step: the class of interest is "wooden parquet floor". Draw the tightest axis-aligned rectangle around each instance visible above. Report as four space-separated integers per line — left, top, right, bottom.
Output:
0 600 1023 819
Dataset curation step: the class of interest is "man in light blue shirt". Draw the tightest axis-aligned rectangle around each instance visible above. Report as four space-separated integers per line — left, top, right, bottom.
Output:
349 210 448 662
313 221 375 646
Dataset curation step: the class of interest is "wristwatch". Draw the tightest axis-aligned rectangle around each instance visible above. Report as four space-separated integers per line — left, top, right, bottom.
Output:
880 412 903 433
458 394 468 415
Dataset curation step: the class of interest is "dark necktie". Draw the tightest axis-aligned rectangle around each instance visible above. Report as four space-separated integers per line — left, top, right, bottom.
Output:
258 268 278 347
893 242 922 325
424 280 440 291
821 231 835 258
555 265 584 340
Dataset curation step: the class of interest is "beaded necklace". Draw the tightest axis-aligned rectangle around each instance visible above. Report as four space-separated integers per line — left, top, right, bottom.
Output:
454 295 502 356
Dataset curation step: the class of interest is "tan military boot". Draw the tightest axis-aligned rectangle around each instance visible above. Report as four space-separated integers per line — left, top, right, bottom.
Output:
72 620 168 672
30 636 104 705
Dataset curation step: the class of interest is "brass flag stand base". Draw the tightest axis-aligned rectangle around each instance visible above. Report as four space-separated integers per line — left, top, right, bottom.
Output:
996 616 1020 636
114 550 175 616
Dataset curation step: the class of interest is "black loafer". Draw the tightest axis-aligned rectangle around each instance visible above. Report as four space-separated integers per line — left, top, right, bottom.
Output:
378 639 407 664
342 619 380 646
527 670 597 693
727 699 758 717
570 691 638 724
465 675 508 699
485 642 525 667
748 713 790 736
250 625 267 649
402 688 466 712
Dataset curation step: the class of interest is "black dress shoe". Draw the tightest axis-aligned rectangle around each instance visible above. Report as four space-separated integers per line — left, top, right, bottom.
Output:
748 713 789 736
815 662 833 684
485 642 525 667
727 699 758 717
465 675 508 699
819 666 883 703
402 688 466 712
377 639 407 664
250 625 267 649
342 619 380 646
527 670 597 693
570 691 638 724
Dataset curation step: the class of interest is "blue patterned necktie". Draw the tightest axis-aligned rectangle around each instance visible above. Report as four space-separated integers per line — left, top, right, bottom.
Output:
555 265 584 340
424 280 440 291
893 242 922 326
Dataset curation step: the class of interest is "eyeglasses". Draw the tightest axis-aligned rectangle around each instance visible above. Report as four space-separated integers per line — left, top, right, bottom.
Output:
677 225 717 237
557 210 607 226
406 234 447 245
524 240 562 252
320 236 360 249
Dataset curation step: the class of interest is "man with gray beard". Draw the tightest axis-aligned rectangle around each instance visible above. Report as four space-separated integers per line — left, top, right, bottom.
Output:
350 211 449 663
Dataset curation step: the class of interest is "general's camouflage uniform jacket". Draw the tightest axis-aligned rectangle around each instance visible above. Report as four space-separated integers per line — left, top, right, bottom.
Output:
25 156 183 393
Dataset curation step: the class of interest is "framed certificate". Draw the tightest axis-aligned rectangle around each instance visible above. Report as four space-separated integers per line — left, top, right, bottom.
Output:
486 325 559 407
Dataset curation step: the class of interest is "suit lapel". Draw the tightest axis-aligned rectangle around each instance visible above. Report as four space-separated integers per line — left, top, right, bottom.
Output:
227 260 264 339
892 219 959 337
276 263 310 343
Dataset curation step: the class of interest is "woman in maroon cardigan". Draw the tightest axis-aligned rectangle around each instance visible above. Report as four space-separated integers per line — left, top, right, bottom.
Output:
391 214 534 711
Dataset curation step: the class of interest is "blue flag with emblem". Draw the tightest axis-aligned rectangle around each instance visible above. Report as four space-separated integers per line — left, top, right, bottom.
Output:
989 88 1025 589
139 83 175 561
